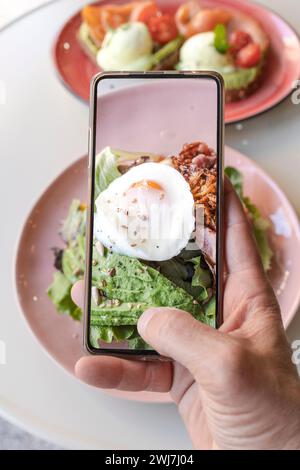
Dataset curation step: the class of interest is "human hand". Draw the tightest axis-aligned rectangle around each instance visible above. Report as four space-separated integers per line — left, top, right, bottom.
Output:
72 180 300 450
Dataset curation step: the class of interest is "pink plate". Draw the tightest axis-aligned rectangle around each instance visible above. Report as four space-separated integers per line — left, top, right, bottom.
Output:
15 147 300 404
53 0 300 124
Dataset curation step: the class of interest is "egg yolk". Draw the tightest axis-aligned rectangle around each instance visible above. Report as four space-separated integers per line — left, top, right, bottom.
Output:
130 179 163 192
123 180 165 224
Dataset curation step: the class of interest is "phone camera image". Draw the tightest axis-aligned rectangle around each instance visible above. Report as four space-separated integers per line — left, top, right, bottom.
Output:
87 73 223 353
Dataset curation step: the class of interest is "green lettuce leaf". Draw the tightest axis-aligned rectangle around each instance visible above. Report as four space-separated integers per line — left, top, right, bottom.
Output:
204 295 216 316
62 234 85 284
225 166 273 271
94 147 121 200
127 335 153 350
190 256 212 301
202 295 216 327
59 199 86 243
126 327 152 350
90 325 113 347
90 325 135 348
243 196 273 271
47 271 81 320
224 166 243 199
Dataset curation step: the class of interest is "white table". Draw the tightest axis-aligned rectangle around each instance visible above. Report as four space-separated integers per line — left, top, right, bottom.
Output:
0 0 299 449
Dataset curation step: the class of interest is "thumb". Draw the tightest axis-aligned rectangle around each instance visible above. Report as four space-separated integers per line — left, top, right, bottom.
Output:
138 307 227 377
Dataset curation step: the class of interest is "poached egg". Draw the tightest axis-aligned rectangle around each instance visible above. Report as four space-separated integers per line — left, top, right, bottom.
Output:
94 161 195 261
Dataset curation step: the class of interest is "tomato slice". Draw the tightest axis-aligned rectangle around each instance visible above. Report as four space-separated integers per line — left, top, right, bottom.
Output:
82 3 139 44
130 1 158 23
235 42 261 68
147 14 178 44
229 30 253 54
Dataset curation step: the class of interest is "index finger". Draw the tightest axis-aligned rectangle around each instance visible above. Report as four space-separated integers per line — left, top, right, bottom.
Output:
75 355 172 392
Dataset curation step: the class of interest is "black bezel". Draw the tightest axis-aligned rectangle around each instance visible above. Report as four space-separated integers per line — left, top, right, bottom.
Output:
84 71 224 358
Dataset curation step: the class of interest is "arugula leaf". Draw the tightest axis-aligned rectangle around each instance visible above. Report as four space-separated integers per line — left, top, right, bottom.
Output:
214 24 229 54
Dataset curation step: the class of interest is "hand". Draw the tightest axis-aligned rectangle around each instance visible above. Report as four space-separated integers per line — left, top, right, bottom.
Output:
72 181 300 450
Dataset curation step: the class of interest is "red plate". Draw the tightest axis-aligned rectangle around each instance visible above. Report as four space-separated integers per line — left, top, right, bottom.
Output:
53 0 300 124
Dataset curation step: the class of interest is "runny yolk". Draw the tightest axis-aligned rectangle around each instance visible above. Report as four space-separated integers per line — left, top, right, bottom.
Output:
130 180 163 192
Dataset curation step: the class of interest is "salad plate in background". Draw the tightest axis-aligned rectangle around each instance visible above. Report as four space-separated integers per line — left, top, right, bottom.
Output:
53 0 300 123
15 146 300 403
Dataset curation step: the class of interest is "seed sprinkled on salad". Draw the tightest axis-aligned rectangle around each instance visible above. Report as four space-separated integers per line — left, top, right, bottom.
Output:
95 241 104 256
108 267 116 277
92 286 101 306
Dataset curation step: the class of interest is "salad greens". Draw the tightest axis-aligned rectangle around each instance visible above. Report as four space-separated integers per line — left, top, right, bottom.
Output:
47 154 273 349
48 271 81 321
225 167 273 271
60 199 87 243
94 147 121 200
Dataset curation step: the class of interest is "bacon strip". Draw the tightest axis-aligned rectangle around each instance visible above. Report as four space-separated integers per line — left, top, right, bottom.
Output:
172 142 217 231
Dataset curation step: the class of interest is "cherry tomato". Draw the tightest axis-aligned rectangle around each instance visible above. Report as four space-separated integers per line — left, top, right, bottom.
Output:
147 14 178 44
229 30 253 53
235 42 261 68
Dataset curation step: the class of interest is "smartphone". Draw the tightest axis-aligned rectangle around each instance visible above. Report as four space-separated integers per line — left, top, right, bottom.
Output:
84 71 224 358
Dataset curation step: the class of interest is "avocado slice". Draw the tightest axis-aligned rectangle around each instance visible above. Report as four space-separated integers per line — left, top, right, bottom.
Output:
223 66 261 90
152 36 184 66
78 22 99 58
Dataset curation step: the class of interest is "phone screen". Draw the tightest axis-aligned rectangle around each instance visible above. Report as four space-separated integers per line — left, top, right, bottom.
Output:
85 73 223 354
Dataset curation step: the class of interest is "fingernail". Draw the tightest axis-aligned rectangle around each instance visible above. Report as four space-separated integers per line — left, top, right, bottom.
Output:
137 308 156 335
